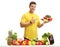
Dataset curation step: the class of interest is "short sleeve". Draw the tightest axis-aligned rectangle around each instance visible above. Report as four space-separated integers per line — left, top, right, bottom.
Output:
20 14 26 23
37 16 41 26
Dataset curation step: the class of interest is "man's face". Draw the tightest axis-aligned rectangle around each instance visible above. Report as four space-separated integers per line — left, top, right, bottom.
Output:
29 4 36 13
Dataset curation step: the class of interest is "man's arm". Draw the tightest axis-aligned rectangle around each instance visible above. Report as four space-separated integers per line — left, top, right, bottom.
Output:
20 18 35 27
20 21 31 27
38 22 47 28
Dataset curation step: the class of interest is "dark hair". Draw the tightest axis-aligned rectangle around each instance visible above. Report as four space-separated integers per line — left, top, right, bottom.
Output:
29 1 36 6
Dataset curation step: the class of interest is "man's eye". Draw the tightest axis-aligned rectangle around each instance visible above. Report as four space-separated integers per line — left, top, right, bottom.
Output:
31 6 33 7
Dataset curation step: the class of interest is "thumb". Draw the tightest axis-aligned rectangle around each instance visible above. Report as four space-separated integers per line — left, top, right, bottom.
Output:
32 17 35 20
32 17 33 19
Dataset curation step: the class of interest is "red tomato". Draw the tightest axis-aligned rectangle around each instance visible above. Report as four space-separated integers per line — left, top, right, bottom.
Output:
48 18 52 21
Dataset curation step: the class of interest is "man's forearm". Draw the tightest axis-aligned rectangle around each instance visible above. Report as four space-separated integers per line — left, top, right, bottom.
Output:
20 22 31 27
38 23 45 28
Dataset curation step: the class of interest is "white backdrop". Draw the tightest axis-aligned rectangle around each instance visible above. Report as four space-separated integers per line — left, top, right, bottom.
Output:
0 0 60 46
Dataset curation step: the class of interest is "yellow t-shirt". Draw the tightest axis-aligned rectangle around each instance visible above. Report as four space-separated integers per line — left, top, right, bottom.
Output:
20 12 41 40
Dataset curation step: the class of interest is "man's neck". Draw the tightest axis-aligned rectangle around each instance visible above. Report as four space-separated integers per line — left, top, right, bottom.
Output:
29 11 34 14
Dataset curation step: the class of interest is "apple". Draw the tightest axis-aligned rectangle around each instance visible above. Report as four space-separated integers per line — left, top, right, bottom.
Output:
19 41 23 45
40 40 44 45
12 40 16 45
36 41 40 45
39 41 43 45
12 39 20 45
24 39 29 45
31 41 36 45
28 41 31 45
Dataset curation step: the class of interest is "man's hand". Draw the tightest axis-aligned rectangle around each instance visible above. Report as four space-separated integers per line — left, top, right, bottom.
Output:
20 17 35 27
30 17 35 24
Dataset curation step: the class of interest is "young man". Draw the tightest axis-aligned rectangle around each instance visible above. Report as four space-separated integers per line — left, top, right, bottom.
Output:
20 1 47 40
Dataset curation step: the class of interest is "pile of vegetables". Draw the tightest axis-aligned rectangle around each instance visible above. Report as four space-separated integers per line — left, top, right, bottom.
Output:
6 30 54 45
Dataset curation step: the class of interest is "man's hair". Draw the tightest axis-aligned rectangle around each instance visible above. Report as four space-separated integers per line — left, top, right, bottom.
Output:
29 1 36 6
